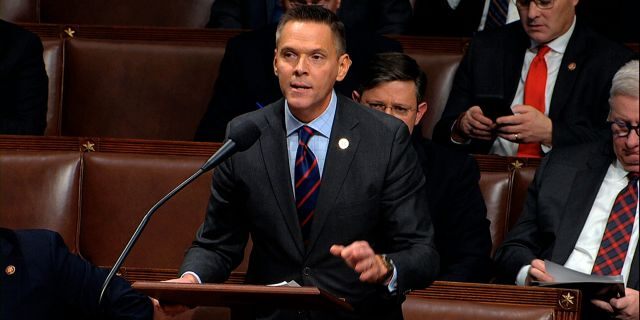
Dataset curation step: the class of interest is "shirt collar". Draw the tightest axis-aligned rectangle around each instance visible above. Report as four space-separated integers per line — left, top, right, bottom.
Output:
529 15 576 55
612 159 633 182
285 90 337 139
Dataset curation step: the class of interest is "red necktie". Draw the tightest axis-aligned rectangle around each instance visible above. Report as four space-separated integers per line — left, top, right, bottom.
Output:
517 45 551 158
592 172 639 275
294 126 321 244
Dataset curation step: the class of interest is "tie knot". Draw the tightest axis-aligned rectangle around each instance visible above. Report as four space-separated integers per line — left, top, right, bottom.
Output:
536 45 551 58
298 126 315 145
628 172 640 184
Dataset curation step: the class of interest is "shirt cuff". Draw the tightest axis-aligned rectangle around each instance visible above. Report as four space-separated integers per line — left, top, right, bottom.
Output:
450 119 471 145
516 265 531 286
181 271 203 284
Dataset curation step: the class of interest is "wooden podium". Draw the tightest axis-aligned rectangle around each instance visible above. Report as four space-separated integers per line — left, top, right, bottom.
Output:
133 281 353 319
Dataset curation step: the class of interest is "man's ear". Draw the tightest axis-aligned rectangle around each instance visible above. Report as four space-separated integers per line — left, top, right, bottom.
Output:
336 54 352 82
273 49 278 76
351 90 361 102
415 101 428 126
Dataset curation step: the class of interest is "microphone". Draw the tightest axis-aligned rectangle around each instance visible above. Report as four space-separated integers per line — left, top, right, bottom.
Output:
99 120 260 304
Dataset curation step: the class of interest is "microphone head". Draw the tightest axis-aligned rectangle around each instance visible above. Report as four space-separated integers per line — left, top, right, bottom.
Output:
227 120 261 152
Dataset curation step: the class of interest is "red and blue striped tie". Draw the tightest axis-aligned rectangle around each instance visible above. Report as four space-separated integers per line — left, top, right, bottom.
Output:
592 172 639 275
295 126 321 244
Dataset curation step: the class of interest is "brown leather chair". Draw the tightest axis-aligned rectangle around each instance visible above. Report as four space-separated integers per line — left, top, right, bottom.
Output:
478 170 513 256
509 166 537 229
403 296 554 320
0 0 39 23
39 0 214 27
42 37 64 136
408 52 461 139
0 150 82 252
61 38 223 140
78 152 211 271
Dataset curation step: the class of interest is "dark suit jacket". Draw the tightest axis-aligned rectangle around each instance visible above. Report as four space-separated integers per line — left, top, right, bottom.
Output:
207 0 412 35
494 140 639 288
0 228 152 320
413 135 492 282
194 24 402 142
0 19 48 135
432 20 633 154
182 95 439 319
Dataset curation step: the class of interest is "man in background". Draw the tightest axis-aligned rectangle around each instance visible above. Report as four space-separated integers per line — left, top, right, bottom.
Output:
432 0 633 156
495 60 639 320
0 20 48 135
353 52 492 283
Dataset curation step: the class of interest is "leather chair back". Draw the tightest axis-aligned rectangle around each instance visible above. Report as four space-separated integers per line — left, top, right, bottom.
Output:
478 170 513 256
407 52 461 139
39 0 214 27
0 150 81 252
0 0 39 23
42 37 64 136
79 152 211 269
61 38 223 140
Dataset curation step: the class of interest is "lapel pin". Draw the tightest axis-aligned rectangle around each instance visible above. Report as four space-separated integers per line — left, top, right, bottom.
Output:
5 265 15 275
568 62 576 71
338 138 349 150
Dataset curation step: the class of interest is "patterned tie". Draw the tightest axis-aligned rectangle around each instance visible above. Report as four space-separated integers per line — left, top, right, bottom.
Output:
485 0 509 30
592 172 639 276
517 45 551 158
295 126 321 244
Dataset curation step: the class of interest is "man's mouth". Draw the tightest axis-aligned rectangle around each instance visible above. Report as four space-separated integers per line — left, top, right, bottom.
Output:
291 82 312 91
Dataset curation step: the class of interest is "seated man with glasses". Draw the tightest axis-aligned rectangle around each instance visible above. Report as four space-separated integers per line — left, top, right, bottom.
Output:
495 60 639 320
353 52 493 283
433 0 634 157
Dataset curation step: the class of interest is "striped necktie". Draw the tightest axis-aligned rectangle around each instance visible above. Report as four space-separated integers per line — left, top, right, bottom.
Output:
485 0 509 30
294 126 321 244
592 172 639 275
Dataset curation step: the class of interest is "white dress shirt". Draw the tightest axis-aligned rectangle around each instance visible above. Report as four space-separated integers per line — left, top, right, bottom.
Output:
489 17 576 156
516 161 639 286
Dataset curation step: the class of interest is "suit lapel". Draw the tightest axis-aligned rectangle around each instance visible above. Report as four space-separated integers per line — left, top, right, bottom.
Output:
552 147 611 263
260 101 305 256
549 22 587 120
306 98 360 254
0 230 24 316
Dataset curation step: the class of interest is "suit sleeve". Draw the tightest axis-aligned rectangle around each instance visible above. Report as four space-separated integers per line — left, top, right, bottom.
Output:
206 0 244 29
436 154 492 282
0 29 48 135
48 231 152 320
374 0 412 35
382 125 439 295
179 151 249 282
494 156 552 283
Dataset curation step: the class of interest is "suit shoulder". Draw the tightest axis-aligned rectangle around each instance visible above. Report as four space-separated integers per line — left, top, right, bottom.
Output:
1 20 41 48
546 139 612 165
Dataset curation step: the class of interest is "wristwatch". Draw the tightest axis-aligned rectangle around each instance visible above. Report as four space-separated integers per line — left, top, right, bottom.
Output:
379 254 395 281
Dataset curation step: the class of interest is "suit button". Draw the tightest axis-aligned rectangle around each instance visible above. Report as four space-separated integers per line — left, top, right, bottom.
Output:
303 267 311 276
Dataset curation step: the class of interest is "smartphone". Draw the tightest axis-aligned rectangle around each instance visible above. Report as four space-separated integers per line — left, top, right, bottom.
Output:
474 94 513 122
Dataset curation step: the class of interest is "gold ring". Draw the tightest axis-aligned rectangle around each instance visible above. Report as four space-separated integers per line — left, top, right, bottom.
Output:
514 134 519 141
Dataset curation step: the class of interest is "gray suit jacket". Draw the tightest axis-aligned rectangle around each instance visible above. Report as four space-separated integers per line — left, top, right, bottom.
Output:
495 140 639 290
182 95 439 319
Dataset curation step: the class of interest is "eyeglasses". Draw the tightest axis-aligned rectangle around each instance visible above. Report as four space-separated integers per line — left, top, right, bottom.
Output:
367 103 415 116
609 119 640 138
512 0 555 10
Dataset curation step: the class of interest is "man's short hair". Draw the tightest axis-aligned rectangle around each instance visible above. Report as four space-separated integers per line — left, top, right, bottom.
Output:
275 5 347 56
357 52 427 103
610 60 639 101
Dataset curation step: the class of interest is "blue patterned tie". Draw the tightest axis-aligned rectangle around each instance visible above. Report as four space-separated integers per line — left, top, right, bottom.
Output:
295 126 321 244
485 0 509 30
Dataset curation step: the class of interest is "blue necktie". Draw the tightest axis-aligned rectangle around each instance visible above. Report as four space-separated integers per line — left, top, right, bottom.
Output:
295 126 321 244
485 0 509 30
